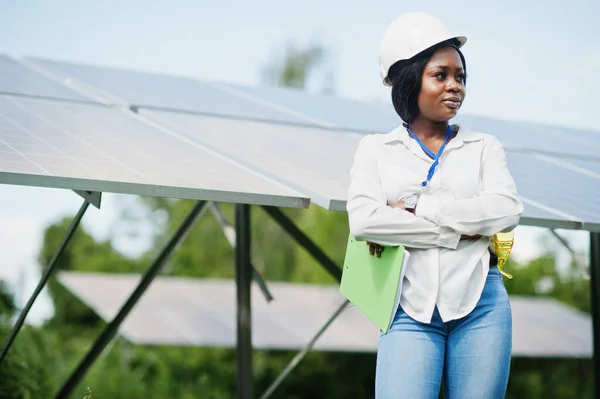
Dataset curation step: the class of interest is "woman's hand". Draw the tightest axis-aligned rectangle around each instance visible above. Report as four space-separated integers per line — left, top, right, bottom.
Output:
368 235 481 258
390 199 417 214
366 241 384 258
389 201 406 210
460 234 482 240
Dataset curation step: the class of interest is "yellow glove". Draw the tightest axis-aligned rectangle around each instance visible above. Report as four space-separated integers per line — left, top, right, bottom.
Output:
492 231 515 279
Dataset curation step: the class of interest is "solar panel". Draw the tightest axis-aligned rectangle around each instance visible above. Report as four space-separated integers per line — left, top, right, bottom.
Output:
221 85 600 163
26 58 310 126
57 272 593 358
140 109 360 210
457 114 600 161
544 156 600 176
217 87 600 162
140 109 596 230
224 82 400 132
0 55 94 103
0 96 308 208
517 204 581 230
27 57 600 164
507 152 600 229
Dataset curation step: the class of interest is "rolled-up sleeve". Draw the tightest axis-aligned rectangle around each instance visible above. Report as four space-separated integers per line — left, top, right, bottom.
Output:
416 135 523 236
346 135 461 249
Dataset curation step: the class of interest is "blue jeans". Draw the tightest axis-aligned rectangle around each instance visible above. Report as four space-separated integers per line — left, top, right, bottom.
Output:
375 266 512 399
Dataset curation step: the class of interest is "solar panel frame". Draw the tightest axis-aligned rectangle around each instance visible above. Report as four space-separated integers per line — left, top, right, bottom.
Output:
0 96 309 208
20 56 600 230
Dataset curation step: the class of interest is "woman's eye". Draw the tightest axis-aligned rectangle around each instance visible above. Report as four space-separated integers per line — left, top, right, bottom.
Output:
457 74 466 82
435 72 446 79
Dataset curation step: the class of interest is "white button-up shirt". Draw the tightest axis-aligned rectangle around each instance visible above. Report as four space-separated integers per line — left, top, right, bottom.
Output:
346 124 524 324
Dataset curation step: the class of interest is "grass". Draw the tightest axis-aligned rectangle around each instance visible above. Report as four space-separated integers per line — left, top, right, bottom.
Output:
83 387 94 399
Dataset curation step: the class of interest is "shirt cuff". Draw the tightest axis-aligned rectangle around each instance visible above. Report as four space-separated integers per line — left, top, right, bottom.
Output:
415 194 441 223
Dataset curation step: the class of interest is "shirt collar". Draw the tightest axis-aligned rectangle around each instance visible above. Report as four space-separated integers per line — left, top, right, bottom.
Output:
383 123 484 146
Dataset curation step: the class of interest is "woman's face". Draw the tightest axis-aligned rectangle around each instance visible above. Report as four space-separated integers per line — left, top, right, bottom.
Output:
417 47 466 123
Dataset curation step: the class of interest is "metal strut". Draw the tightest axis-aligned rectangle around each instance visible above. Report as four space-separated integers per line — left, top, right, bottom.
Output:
54 200 208 398
0 198 91 365
549 229 587 273
260 299 350 399
261 206 342 282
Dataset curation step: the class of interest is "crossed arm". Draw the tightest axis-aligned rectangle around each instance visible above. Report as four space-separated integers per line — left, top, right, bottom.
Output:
346 134 524 251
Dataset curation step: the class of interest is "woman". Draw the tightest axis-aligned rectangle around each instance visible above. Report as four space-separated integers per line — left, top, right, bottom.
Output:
346 12 524 399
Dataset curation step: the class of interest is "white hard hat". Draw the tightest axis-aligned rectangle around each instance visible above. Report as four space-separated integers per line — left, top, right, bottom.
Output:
379 12 467 86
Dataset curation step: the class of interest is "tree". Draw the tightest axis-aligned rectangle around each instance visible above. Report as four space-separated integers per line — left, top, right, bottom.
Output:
0 285 54 398
0 280 16 325
503 239 593 399
38 216 145 329
261 39 336 94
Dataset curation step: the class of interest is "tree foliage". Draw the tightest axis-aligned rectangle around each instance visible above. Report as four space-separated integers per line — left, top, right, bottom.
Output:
0 280 15 325
261 41 325 89
0 324 54 398
0 198 593 398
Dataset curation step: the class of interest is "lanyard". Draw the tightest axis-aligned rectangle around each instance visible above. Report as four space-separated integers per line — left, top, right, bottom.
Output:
405 125 453 187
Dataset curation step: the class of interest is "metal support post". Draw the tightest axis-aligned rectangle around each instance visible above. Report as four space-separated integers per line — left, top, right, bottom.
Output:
235 203 253 399
55 200 208 399
590 232 600 399
261 206 342 282
0 199 91 365
260 299 349 399
209 202 273 301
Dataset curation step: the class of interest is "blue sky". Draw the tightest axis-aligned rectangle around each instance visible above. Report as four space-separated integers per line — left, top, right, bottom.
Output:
0 1 597 321
3 0 599 129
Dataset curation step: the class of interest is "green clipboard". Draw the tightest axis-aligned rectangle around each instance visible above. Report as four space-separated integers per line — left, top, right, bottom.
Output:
339 234 409 334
